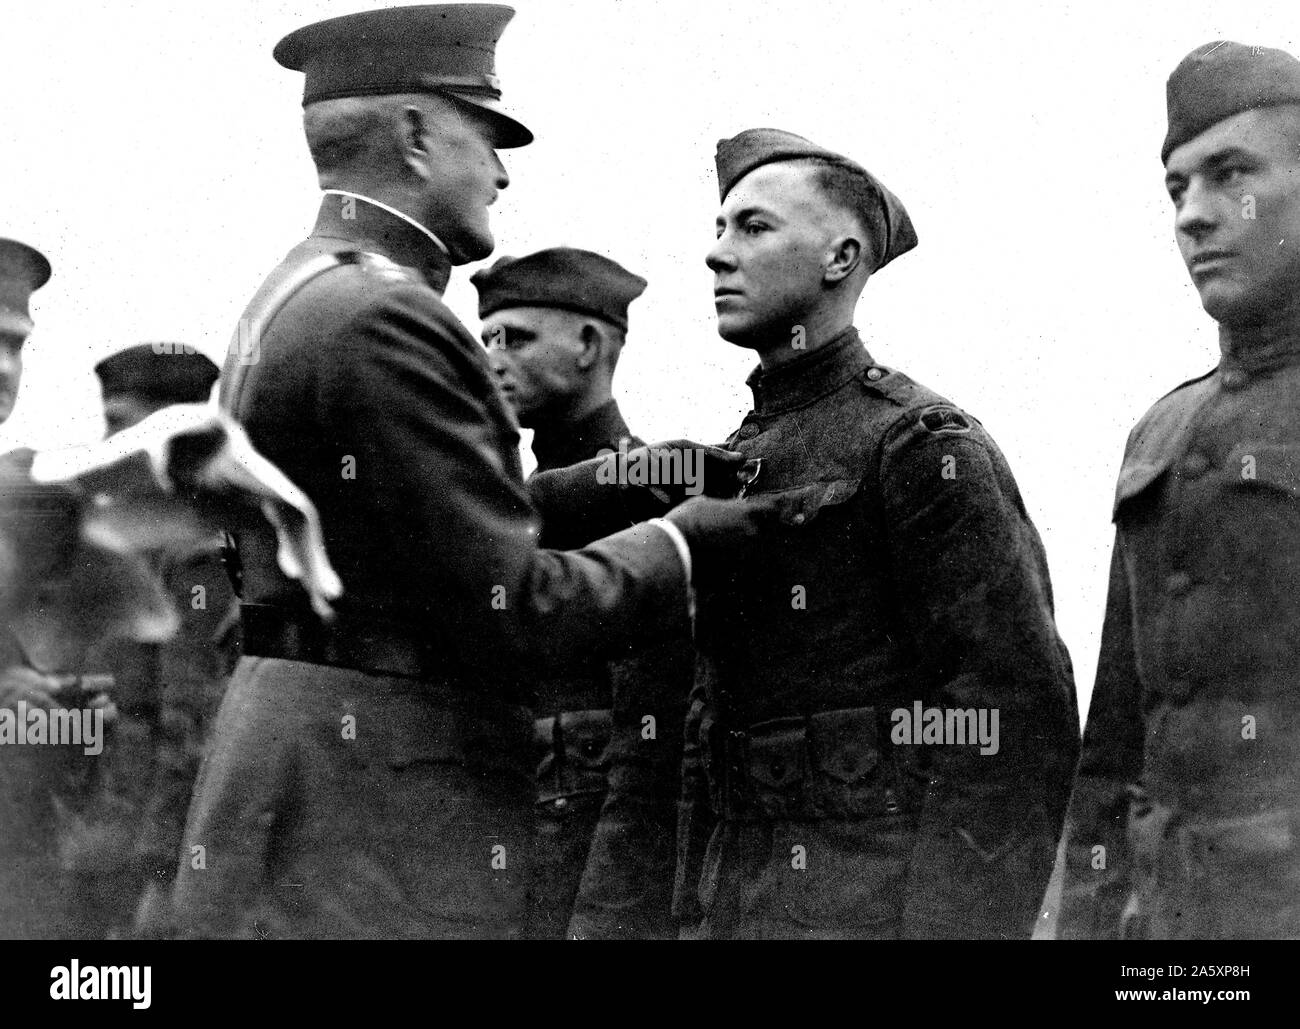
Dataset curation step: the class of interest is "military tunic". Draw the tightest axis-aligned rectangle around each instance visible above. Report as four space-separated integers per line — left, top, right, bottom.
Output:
676 327 1079 939
526 399 693 939
172 196 687 939
1060 336 1300 939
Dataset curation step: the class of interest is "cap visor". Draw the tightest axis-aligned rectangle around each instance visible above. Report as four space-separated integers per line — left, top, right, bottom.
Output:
444 92 533 148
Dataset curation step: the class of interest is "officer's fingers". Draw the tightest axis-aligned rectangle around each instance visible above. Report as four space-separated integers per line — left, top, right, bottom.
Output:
87 695 119 724
12 684 59 710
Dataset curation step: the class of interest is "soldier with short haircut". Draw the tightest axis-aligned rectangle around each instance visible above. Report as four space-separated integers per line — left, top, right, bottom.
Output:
675 128 1079 939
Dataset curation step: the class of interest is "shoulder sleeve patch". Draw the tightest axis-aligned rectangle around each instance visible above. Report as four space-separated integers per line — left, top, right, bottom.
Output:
918 404 972 435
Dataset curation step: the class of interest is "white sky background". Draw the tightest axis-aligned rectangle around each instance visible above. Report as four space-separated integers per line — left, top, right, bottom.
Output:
3 0 1297 719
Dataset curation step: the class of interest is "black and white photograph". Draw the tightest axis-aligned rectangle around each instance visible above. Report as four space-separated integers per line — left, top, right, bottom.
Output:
0 0 1293 1008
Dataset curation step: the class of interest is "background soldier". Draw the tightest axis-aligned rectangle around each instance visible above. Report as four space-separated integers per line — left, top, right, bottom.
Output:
1060 42 1300 939
174 4 764 939
0 238 64 939
57 345 235 938
475 248 692 938
0 239 50 428
675 128 1079 939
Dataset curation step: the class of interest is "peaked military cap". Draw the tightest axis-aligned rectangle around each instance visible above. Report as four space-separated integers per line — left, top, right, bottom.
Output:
94 344 220 406
1163 41 1300 162
715 127 918 272
0 239 51 339
471 248 648 332
274 4 532 148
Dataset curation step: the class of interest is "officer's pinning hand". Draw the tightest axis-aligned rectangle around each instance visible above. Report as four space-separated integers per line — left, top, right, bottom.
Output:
0 665 62 711
621 440 748 504
663 494 781 587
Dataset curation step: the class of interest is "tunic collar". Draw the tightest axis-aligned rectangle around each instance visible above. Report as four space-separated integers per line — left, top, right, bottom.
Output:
531 399 633 472
312 191 452 293
745 326 873 415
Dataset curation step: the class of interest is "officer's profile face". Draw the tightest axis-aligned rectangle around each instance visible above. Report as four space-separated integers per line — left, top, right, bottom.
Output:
481 307 590 425
1165 104 1300 325
0 330 27 424
413 98 510 265
707 162 845 348
101 395 157 439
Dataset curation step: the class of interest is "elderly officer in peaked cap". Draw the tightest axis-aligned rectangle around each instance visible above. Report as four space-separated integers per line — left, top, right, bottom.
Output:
672 128 1079 939
1060 41 1300 940
172 5 766 939
474 249 694 938
0 239 51 427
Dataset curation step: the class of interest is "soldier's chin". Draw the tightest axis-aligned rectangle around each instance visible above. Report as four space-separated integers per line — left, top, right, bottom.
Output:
715 313 766 350
1198 280 1268 327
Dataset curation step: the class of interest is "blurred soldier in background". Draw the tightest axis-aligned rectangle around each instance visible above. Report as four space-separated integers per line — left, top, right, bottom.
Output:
675 128 1079 939
476 248 692 938
174 4 764 939
1060 42 1300 940
55 345 235 939
0 238 67 939
0 239 50 428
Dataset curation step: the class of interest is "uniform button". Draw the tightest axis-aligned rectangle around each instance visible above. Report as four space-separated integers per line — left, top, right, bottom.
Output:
1222 369 1249 391
553 797 568 811
735 423 760 440
770 759 786 779
1181 452 1211 478
1166 571 1192 595
866 367 884 381
791 512 806 525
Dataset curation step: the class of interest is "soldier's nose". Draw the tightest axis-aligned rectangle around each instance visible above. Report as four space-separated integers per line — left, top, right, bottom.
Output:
1175 181 1219 242
706 237 736 273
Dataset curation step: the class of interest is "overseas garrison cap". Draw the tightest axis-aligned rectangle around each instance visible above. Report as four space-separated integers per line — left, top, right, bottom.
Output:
715 127 918 272
1163 41 1300 162
471 248 648 332
0 239 51 339
274 4 532 148
94 344 220 406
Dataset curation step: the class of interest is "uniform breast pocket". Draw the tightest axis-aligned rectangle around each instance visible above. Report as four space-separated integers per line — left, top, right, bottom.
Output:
1225 442 1300 499
762 478 863 529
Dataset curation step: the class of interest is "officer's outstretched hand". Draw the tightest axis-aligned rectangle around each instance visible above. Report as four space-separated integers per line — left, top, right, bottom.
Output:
0 665 62 710
664 494 781 587
629 440 748 503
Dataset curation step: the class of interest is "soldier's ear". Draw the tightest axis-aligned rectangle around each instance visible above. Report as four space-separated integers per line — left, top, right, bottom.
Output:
576 322 603 372
824 235 864 286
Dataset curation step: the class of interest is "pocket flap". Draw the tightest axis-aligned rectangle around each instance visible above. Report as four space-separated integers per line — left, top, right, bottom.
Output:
745 717 806 790
770 479 861 527
808 706 880 783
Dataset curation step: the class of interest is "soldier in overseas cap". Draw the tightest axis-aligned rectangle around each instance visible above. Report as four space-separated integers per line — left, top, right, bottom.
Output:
63 345 235 939
94 344 220 436
173 5 768 940
0 239 51 426
672 128 1079 939
473 249 693 938
1060 42 1300 940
